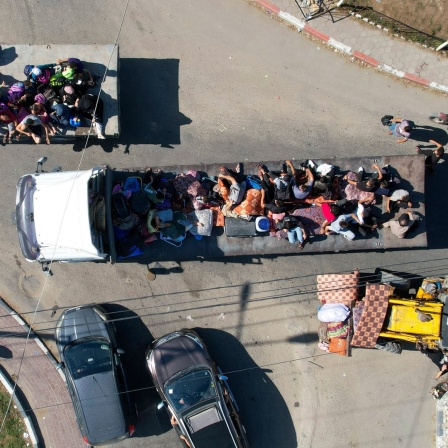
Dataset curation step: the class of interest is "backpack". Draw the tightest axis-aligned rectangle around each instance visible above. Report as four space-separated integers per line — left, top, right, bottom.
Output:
245 175 263 190
275 178 291 201
49 73 66 88
0 102 9 113
381 115 393 126
7 82 25 103
36 68 52 85
41 86 57 101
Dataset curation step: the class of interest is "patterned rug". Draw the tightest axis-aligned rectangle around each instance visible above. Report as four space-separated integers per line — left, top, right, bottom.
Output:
292 206 326 236
351 283 389 348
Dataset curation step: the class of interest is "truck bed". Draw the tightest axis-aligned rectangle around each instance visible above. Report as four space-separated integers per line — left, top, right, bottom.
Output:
1 44 119 138
110 154 427 263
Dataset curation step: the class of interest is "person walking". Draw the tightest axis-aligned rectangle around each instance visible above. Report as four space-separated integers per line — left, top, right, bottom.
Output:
388 117 414 143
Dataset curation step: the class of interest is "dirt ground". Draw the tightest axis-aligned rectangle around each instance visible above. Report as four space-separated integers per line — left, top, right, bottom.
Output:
355 0 447 40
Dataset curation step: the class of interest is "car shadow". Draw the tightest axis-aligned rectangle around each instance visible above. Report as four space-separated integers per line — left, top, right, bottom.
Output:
194 327 297 448
99 303 171 438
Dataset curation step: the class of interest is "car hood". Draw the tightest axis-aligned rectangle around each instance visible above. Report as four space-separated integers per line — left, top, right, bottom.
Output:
75 371 127 445
56 306 109 354
151 334 210 386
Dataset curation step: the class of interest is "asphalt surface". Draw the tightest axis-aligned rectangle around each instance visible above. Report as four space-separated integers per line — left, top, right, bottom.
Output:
1 1 448 447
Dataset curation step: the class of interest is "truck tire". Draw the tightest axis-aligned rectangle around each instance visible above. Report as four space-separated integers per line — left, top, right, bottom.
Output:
375 342 402 354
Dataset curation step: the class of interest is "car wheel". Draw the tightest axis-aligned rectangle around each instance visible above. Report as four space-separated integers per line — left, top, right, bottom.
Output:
375 342 402 354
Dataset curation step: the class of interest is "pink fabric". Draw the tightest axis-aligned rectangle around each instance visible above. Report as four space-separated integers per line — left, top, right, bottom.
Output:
321 203 336 222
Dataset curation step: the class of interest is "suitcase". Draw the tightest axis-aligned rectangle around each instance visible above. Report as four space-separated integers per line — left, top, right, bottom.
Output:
224 217 258 237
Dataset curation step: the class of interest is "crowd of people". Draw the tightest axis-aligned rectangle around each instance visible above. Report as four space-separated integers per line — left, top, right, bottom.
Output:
110 151 435 256
0 57 105 144
213 158 423 248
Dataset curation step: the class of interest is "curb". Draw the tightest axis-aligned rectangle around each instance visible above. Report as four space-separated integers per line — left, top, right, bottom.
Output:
436 393 448 448
0 369 39 447
0 298 63 446
253 0 448 93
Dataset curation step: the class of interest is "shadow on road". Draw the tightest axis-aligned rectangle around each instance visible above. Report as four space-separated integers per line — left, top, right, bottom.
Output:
421 151 448 249
194 327 297 448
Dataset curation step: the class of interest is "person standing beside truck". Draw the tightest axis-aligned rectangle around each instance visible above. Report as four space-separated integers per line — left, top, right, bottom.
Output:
416 140 444 175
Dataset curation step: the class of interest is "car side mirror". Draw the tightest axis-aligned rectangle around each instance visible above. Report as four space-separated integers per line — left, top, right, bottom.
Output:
56 362 63 370
117 348 125 355
157 401 165 410
218 374 228 381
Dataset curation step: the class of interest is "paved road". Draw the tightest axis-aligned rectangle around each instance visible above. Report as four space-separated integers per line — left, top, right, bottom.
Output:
1 1 447 447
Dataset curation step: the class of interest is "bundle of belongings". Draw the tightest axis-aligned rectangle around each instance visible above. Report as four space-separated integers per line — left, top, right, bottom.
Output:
430 381 448 400
316 271 359 356
110 169 216 258
317 303 351 355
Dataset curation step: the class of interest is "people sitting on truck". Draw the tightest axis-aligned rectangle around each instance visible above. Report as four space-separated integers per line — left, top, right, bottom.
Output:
219 163 246 182
0 102 18 144
23 80 38 97
286 160 315 200
56 57 85 74
216 167 247 217
277 215 307 249
256 163 275 201
27 65 55 85
75 93 105 139
271 162 293 201
32 100 57 136
382 211 417 239
319 202 340 234
15 106 52 144
344 164 383 193
73 69 97 92
324 214 358 241
386 189 412 213
50 102 71 128
59 84 79 107
354 203 378 236
323 210 374 241
373 165 400 197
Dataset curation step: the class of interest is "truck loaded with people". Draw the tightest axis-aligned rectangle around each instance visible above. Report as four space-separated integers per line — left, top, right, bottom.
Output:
15 154 427 271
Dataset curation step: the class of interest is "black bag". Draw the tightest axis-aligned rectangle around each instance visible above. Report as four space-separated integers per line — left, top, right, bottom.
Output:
381 115 393 126
130 191 151 216
274 178 291 201
112 191 131 220
41 86 57 101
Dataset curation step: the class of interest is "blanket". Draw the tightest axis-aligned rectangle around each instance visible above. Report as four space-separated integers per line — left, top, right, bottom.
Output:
343 172 375 204
173 173 208 210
